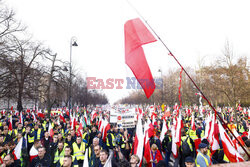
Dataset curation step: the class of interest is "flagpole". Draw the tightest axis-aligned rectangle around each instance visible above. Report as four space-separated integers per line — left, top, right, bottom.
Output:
126 0 250 158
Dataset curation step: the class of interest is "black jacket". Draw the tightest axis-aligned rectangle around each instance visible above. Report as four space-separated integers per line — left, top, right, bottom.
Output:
30 155 51 167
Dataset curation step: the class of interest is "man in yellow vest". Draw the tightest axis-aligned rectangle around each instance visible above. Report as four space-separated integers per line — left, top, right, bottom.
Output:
26 125 35 153
106 124 116 150
34 124 44 140
53 141 65 166
57 146 79 167
195 143 210 167
72 136 85 166
14 123 25 137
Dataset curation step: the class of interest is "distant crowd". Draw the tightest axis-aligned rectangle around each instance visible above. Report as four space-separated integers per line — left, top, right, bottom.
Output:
0 105 249 167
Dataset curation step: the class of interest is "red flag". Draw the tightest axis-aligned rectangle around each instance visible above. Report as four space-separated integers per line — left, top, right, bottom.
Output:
59 113 66 123
77 122 83 138
37 110 45 118
125 18 157 98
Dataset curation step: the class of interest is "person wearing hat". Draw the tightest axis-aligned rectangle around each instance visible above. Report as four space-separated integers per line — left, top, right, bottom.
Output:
195 143 210 167
185 156 195 167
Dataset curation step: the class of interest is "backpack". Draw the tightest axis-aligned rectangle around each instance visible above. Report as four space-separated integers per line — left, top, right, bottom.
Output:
181 137 192 156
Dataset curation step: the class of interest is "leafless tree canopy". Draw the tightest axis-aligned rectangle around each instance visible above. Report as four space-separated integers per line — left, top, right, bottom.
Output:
118 54 250 107
0 2 108 111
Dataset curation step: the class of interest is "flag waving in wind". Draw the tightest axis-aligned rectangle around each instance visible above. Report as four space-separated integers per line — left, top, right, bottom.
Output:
125 18 157 98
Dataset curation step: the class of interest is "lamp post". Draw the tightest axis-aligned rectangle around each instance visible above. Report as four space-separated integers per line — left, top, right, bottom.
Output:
158 68 163 104
69 37 78 111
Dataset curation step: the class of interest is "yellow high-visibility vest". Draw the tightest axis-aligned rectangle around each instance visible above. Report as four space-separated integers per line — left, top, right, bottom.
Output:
54 149 65 163
189 129 198 140
106 133 115 147
72 142 85 160
181 136 193 152
35 128 42 140
200 130 205 138
195 152 209 167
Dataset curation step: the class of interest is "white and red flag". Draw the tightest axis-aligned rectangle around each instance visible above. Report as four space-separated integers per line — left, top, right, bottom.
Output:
99 119 110 142
232 129 245 153
172 114 183 158
13 137 23 160
32 112 37 122
190 112 196 131
19 111 23 124
218 122 244 162
207 114 220 152
133 114 144 166
144 126 152 165
160 118 168 142
29 145 38 162
59 112 66 123
48 122 54 137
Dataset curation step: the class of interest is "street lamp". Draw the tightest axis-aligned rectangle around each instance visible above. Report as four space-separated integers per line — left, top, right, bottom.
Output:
158 68 164 104
69 37 78 111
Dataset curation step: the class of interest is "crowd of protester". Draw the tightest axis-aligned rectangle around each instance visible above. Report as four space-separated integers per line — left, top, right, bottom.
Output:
0 105 249 167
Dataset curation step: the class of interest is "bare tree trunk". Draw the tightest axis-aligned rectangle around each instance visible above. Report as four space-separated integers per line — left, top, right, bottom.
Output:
47 54 56 117
17 89 23 112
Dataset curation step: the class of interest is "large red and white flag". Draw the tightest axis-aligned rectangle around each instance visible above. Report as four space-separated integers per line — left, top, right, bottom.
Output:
207 114 220 152
99 119 110 142
13 137 23 160
124 18 157 98
160 118 168 142
134 114 144 165
218 122 244 162
232 129 245 153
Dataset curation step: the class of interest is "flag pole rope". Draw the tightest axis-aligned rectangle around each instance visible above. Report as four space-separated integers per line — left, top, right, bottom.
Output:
126 0 250 158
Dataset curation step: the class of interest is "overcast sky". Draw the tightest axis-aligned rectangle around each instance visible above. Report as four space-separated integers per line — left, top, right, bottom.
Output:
5 0 250 104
